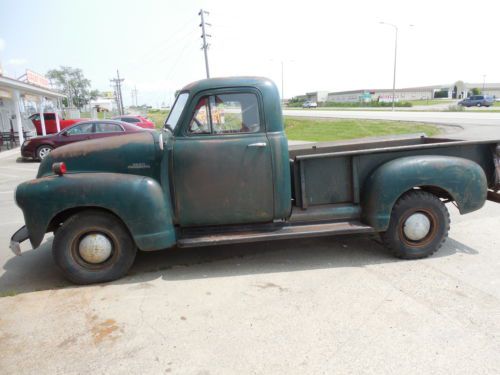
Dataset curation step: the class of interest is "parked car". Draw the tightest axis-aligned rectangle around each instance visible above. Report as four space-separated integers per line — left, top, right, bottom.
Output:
29 113 89 135
10 77 500 284
458 95 494 107
112 115 155 129
302 101 318 108
21 120 147 160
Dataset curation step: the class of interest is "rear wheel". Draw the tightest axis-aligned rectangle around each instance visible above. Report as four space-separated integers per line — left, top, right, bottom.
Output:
36 145 53 160
381 190 449 259
52 210 137 284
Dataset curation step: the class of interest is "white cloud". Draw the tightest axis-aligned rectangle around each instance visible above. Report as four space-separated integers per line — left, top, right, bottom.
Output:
7 58 28 66
0 37 5 52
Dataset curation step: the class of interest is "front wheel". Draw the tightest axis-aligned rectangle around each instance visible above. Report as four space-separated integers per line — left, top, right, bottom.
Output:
53 210 137 284
381 190 449 259
36 145 53 160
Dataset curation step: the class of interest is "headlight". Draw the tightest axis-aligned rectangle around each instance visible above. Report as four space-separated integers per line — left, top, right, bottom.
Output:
23 140 30 146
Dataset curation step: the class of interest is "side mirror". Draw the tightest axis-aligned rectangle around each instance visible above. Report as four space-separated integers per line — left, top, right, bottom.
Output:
62 132 69 137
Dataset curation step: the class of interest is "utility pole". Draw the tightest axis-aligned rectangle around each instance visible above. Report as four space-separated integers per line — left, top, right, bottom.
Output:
131 86 138 107
110 70 124 115
380 22 398 111
379 23 414 112
281 61 284 106
199 9 211 78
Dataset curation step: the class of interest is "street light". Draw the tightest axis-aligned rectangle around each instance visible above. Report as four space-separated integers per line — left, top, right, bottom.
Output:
379 22 414 111
270 59 294 106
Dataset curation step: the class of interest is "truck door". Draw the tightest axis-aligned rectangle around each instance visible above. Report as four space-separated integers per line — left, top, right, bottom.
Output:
173 91 274 226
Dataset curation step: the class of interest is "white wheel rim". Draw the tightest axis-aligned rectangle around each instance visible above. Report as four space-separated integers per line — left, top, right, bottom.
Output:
78 233 113 264
403 212 431 241
39 147 51 159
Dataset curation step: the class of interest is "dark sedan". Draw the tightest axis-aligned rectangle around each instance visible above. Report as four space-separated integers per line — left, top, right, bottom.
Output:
21 120 148 160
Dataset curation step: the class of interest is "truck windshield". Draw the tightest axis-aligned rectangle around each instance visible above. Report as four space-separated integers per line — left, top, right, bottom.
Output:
165 92 189 131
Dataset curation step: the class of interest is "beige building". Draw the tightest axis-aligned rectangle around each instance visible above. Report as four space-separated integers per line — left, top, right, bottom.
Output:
0 73 65 144
304 81 500 104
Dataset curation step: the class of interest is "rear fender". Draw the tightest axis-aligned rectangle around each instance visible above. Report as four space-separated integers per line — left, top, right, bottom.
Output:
15 173 176 251
362 155 487 231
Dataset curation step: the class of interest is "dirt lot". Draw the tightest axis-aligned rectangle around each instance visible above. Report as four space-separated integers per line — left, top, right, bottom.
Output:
1 148 500 374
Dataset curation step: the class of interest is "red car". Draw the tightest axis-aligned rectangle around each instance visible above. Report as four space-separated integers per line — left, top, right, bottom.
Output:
112 115 155 129
29 112 89 135
21 120 148 160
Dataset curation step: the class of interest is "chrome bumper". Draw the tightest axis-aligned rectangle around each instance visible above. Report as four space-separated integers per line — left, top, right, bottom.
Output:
9 226 29 256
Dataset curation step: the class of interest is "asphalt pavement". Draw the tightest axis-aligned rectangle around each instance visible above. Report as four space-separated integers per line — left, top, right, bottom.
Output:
1 119 500 374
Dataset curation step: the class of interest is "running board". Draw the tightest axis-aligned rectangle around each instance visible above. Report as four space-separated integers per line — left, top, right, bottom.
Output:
178 221 375 248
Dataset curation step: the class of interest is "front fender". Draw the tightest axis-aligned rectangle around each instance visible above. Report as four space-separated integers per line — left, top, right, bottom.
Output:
362 155 487 231
15 173 176 251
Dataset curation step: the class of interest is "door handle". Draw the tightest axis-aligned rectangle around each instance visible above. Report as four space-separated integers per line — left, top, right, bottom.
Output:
247 142 267 148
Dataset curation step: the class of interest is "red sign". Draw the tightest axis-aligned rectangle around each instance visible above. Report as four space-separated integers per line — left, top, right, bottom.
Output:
25 69 49 88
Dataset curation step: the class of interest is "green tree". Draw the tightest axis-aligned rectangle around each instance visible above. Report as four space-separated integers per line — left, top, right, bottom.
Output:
89 89 100 100
47 66 93 109
471 87 481 95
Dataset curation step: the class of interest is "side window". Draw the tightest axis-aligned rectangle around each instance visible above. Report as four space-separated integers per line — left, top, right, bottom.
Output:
211 93 261 134
187 93 261 135
44 114 56 121
66 123 94 135
188 97 211 134
122 117 140 123
95 123 123 133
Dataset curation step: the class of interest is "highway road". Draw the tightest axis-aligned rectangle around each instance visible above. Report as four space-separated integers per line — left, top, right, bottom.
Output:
284 109 500 140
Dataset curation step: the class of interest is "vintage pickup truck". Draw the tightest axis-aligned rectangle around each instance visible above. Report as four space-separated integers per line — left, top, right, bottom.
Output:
10 77 500 284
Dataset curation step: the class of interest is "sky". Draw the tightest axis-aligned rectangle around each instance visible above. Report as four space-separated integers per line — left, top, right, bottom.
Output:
1 0 500 106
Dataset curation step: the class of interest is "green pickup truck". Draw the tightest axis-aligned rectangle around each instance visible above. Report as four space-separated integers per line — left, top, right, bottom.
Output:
10 77 500 284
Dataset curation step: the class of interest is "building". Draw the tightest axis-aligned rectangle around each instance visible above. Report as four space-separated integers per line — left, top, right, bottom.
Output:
305 81 500 104
90 96 117 113
0 70 65 144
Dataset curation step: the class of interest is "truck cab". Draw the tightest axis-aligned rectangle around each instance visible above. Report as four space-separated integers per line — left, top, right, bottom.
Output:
166 77 291 227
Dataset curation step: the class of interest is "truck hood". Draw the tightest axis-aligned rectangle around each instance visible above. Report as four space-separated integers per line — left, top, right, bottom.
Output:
37 131 164 181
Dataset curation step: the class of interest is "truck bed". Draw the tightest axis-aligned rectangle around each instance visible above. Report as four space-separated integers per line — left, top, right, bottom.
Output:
290 134 499 210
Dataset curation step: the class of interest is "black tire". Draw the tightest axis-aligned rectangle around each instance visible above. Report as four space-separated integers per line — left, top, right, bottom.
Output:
381 190 449 259
52 210 137 284
36 145 53 160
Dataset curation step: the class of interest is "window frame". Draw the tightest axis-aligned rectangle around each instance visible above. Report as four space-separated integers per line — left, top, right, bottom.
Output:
180 88 265 138
94 122 125 133
64 122 95 136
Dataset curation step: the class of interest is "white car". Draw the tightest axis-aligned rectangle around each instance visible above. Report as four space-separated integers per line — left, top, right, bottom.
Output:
302 101 318 108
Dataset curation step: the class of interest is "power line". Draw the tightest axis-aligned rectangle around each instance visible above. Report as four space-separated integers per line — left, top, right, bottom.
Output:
110 70 125 115
199 9 211 78
125 15 199 68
